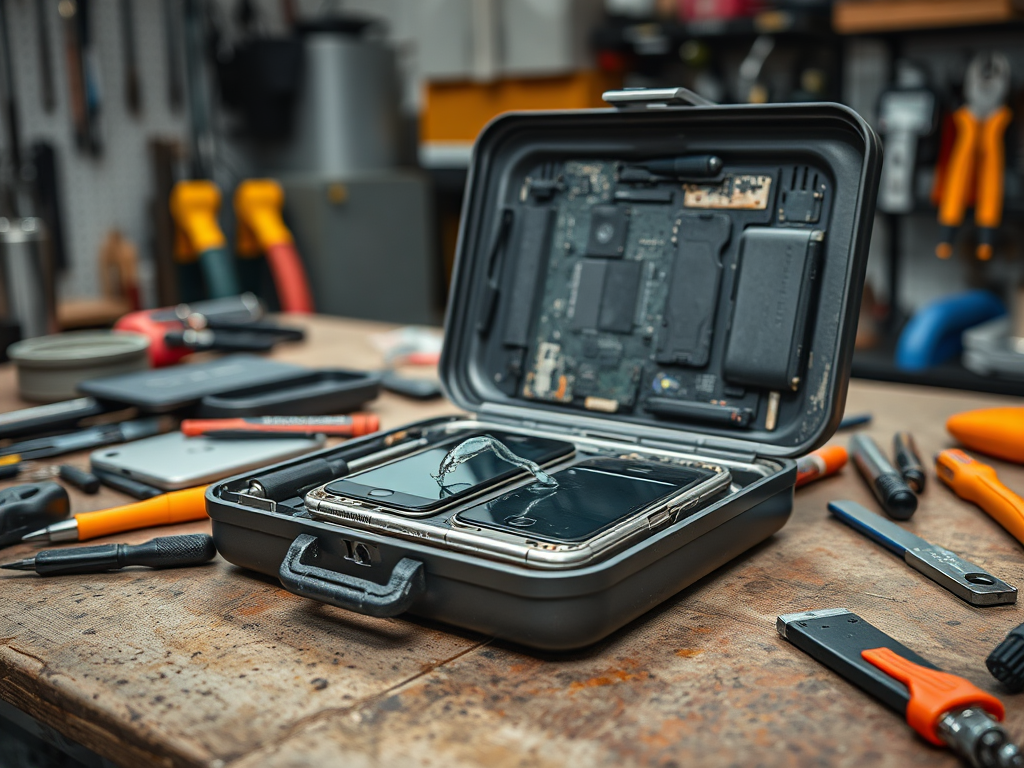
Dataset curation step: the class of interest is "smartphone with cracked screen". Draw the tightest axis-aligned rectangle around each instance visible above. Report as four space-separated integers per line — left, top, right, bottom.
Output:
447 457 731 567
316 430 575 516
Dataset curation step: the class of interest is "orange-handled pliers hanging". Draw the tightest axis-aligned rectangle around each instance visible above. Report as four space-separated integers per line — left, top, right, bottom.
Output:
936 52 1012 261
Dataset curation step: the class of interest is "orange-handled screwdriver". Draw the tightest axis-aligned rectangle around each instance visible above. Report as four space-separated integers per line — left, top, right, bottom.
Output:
21 486 209 544
935 449 1024 545
180 415 380 439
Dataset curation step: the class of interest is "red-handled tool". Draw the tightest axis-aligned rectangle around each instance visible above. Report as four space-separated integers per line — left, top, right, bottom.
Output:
234 180 314 313
779 608 1021 768
180 415 380 439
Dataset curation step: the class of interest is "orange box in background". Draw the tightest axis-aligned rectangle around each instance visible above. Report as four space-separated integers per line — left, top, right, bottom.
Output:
421 70 622 145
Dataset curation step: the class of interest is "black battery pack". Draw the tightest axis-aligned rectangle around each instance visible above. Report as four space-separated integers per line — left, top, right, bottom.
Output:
724 228 822 391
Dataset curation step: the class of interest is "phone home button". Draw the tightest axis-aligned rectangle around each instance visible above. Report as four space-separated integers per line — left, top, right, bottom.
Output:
505 515 536 528
367 489 394 497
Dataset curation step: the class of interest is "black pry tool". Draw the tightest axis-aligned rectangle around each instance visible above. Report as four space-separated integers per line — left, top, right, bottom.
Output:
849 433 918 519
1 534 216 576
0 417 170 461
828 500 1016 606
0 483 71 549
778 608 1023 768
894 431 927 493
29 465 101 494
632 155 723 178
92 468 164 500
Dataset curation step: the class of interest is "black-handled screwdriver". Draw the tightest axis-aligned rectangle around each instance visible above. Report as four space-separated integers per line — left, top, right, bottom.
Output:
0 534 216 576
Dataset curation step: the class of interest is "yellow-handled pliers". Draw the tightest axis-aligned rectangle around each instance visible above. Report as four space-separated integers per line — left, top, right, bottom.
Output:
936 52 1012 261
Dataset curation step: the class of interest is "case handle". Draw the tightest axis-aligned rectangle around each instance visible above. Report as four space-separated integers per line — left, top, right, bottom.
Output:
278 534 425 618
602 87 715 109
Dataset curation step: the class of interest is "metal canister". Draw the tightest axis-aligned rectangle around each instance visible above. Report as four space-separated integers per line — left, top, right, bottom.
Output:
0 217 56 340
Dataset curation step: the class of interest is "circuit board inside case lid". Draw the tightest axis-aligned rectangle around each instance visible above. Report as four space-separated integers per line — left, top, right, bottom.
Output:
477 151 833 443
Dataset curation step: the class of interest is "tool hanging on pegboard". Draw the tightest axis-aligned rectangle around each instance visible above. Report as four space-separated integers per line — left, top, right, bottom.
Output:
59 0 104 156
935 52 1013 261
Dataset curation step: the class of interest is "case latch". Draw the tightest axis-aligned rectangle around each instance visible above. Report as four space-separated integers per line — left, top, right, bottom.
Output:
602 87 716 109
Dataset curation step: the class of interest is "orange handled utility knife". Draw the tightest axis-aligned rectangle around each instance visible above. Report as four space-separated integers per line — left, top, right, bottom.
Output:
936 449 1024 546
779 608 1020 767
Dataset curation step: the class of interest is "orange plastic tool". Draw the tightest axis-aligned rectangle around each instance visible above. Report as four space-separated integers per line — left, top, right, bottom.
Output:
936 449 1024 545
795 445 848 488
947 407 1024 464
75 485 210 541
975 105 1013 260
234 180 315 313
862 646 1004 745
935 52 1012 261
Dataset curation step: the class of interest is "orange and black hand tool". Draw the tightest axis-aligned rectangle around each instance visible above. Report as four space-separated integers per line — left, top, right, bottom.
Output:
936 449 1024 546
779 608 1021 768
234 180 314 313
936 52 1012 261
21 485 209 544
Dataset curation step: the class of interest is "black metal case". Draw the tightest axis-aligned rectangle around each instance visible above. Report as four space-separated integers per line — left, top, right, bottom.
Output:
208 90 881 650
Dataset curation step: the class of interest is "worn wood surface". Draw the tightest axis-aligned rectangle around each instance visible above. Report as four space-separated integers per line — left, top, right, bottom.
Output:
1 315 1023 768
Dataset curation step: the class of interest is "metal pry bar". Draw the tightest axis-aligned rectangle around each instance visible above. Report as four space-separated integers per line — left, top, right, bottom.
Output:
828 500 1017 606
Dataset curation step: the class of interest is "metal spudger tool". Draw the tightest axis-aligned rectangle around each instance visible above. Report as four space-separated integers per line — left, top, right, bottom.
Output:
1 534 216 576
849 433 918 519
778 608 1024 768
828 500 1016 606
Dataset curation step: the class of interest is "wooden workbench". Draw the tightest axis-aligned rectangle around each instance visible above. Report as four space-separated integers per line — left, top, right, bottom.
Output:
1 314 1023 768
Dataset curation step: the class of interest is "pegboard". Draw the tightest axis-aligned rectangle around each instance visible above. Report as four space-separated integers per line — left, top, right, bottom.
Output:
2 0 189 304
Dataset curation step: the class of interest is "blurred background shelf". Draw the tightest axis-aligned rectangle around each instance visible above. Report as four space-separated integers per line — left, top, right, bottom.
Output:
853 329 1024 397
834 0 1024 34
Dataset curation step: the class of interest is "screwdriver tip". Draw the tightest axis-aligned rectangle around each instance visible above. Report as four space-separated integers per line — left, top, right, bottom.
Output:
1 559 35 571
20 528 49 543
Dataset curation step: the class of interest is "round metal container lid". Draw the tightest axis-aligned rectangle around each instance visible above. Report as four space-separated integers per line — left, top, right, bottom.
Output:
8 331 150 369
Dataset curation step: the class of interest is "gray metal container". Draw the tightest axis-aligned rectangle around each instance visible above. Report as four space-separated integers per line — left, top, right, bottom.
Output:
259 30 399 176
0 217 56 340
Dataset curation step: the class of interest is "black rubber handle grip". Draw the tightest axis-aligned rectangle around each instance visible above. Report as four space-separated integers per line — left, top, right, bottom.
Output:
0 482 70 548
988 624 1024 693
249 457 349 501
120 534 217 569
278 534 424 618
873 472 918 520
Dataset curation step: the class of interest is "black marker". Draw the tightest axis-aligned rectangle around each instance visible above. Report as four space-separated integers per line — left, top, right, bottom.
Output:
848 434 917 520
892 431 926 493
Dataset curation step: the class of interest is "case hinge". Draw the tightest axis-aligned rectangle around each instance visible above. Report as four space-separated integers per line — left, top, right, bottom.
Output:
603 87 716 110
639 437 757 464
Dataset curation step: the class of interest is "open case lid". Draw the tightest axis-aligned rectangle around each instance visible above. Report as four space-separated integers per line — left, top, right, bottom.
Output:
440 89 882 460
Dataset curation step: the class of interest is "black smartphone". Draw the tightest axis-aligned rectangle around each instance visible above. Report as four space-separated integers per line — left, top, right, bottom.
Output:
454 458 726 546
321 431 575 514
